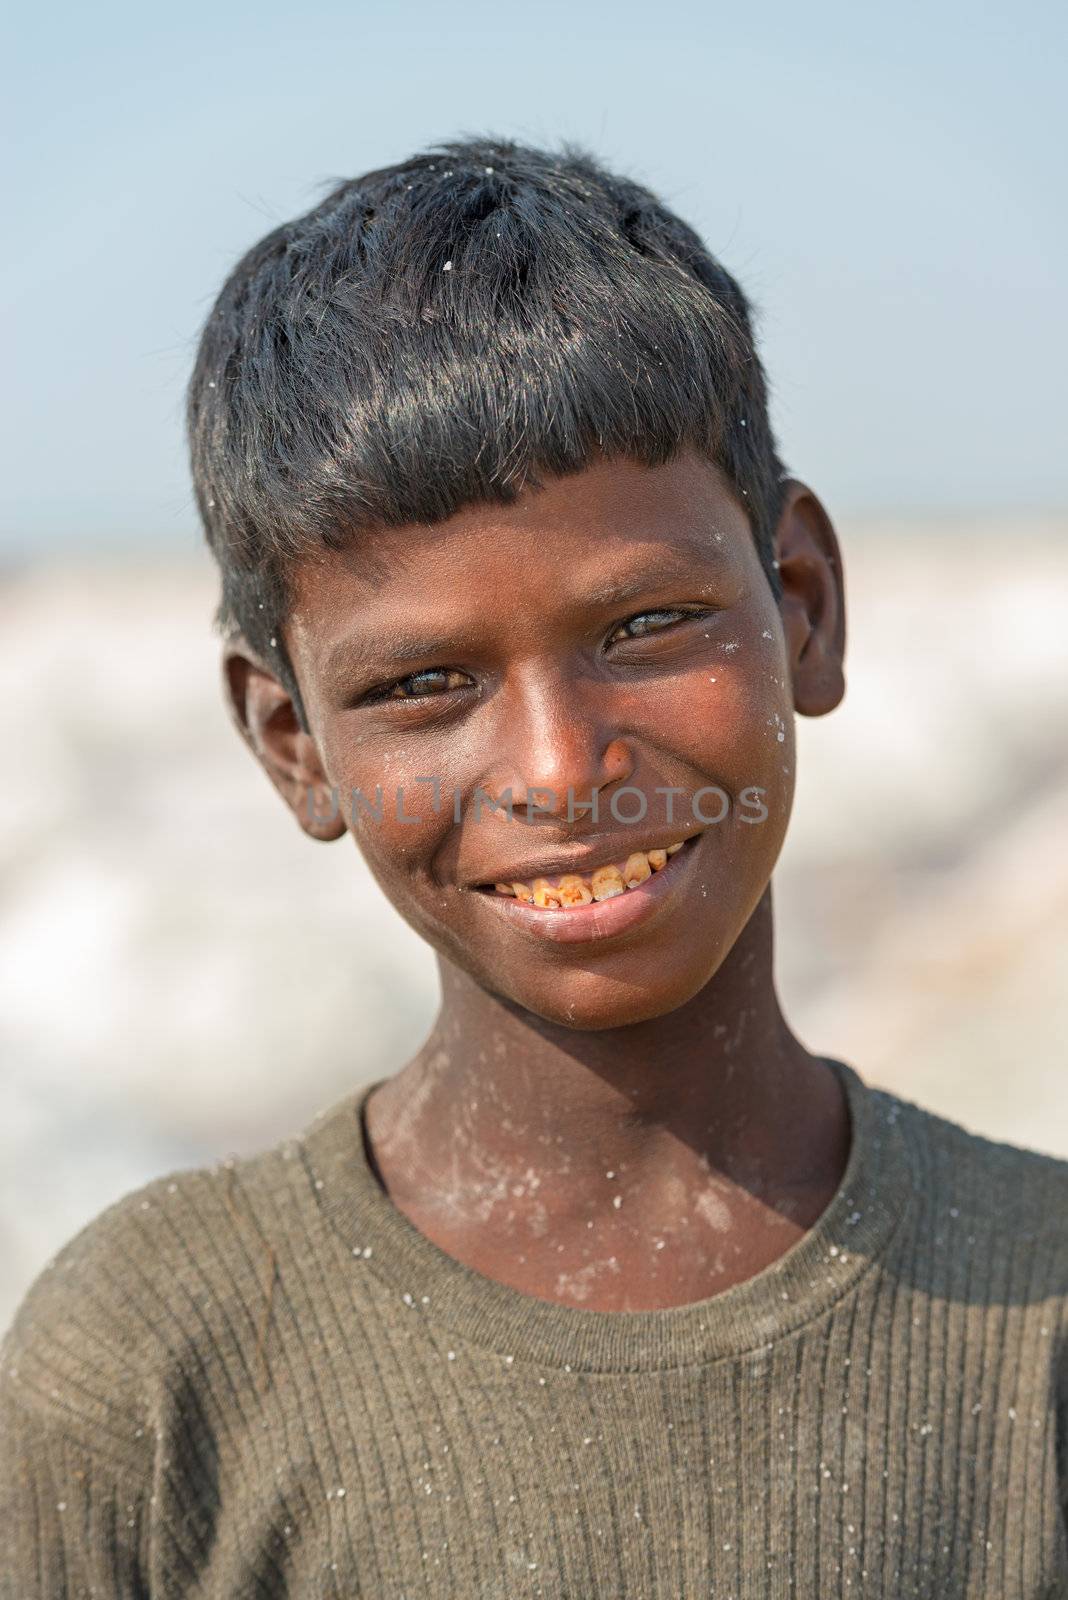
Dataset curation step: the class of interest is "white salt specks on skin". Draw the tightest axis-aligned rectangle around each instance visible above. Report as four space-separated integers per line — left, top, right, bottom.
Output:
447 1350 456 1360
612 1195 623 1209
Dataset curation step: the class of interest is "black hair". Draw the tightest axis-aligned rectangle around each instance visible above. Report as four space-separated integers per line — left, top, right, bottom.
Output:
187 135 787 729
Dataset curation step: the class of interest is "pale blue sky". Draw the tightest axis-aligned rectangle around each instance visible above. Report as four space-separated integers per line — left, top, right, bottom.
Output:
4 0 1065 555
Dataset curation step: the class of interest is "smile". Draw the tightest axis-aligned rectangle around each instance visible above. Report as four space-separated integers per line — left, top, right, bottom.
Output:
490 841 685 907
472 834 703 945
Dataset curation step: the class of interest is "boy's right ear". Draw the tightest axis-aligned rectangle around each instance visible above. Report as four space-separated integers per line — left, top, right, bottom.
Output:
222 640 347 842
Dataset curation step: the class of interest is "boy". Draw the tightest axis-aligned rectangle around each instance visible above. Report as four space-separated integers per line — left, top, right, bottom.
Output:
2 136 1066 1598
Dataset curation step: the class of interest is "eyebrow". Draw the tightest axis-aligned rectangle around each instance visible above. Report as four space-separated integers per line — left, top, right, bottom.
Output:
582 562 720 612
321 630 467 691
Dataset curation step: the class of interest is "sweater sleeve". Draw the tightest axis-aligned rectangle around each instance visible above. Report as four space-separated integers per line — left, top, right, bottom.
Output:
1057 1322 1068 1541
0 1380 151 1599
0 1187 168 1599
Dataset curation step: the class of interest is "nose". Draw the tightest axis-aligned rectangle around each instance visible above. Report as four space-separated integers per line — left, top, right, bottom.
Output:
484 673 634 825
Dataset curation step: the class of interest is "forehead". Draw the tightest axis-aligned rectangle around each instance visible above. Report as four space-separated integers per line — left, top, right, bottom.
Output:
286 451 757 661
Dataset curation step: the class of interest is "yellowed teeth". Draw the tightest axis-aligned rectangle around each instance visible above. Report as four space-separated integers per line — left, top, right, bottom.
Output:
494 841 686 904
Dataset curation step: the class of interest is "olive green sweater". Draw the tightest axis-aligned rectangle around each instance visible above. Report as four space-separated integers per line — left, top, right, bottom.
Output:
3 1059 1067 1598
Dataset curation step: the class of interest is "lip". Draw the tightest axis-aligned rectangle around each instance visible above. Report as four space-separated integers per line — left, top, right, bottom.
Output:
470 833 702 945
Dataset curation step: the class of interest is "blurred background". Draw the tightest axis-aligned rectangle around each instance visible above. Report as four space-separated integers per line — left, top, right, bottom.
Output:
2 0 1066 1329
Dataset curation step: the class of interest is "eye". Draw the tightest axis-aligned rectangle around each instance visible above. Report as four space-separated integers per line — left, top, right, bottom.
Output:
605 607 704 645
366 667 473 703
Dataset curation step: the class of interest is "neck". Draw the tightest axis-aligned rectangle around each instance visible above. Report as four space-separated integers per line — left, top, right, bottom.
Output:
364 887 849 1313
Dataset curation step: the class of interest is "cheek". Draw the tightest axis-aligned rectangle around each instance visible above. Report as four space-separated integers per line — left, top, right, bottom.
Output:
732 652 797 815
318 729 453 888
641 638 795 802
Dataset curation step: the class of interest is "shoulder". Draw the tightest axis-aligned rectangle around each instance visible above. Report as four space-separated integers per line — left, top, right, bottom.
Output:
1 1135 308 1457
880 1080 1068 1264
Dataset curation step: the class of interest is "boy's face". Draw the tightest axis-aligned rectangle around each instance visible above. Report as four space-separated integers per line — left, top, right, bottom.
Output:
232 451 845 1030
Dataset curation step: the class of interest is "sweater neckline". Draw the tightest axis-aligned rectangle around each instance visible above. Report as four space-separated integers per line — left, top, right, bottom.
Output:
300 1056 914 1373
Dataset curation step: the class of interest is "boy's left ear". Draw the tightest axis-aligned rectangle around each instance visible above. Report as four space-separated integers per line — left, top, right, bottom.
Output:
773 479 846 717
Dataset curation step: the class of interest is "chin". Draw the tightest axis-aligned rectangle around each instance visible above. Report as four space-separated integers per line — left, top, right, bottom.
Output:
492 959 723 1032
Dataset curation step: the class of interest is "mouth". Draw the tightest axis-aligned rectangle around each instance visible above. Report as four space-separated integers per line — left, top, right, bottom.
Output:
478 839 688 907
470 833 704 945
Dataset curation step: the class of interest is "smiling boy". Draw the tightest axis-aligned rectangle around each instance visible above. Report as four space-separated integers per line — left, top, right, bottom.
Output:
3 137 1067 1598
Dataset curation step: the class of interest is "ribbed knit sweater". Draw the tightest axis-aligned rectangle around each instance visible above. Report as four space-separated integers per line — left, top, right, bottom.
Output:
3 1057 1068 1598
